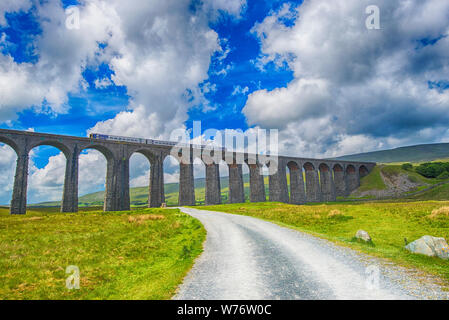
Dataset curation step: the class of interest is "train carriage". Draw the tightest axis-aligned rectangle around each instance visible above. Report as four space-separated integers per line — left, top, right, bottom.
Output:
89 133 226 151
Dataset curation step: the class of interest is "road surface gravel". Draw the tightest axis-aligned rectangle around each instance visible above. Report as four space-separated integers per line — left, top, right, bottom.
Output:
174 207 448 300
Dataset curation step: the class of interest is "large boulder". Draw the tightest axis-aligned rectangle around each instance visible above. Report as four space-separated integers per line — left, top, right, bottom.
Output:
405 236 449 260
355 230 372 242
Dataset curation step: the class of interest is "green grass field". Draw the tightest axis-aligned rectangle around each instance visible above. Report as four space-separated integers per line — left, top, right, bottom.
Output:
195 201 449 287
0 207 205 300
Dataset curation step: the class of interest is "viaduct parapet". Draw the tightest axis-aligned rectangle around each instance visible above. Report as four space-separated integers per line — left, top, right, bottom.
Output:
0 129 376 214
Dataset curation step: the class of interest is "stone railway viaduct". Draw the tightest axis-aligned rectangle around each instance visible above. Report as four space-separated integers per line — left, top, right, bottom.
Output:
0 129 376 214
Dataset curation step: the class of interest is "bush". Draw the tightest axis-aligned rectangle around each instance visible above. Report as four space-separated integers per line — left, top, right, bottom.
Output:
416 162 449 178
401 163 413 171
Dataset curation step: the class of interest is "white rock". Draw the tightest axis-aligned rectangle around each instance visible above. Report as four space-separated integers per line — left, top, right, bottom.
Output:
405 236 449 260
355 230 372 242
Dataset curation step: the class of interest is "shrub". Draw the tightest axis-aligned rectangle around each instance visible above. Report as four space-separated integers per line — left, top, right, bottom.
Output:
416 162 449 178
401 163 413 171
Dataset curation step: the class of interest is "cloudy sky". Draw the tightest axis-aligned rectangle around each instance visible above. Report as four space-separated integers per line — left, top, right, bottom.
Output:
0 0 448 204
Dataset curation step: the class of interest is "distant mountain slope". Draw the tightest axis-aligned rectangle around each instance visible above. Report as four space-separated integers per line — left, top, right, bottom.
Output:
33 174 253 208
335 143 449 163
33 142 449 207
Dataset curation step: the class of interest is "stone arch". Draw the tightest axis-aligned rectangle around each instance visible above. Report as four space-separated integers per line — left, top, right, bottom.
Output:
304 162 320 202
0 135 20 155
30 139 71 159
0 139 19 213
333 164 346 197
346 164 356 174
81 144 115 162
287 161 305 204
359 165 369 178
128 152 151 207
79 145 118 211
129 149 164 208
27 142 75 212
304 162 315 172
319 163 330 172
163 148 196 207
319 163 335 202
333 163 344 172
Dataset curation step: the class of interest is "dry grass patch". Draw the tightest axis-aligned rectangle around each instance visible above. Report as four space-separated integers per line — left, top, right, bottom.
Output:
429 207 449 219
328 209 344 218
24 217 44 221
128 214 165 224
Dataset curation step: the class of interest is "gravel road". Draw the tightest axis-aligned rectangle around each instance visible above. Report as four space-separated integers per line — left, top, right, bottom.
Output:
174 207 448 300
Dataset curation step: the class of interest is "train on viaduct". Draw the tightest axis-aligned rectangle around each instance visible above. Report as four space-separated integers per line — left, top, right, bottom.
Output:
0 129 376 214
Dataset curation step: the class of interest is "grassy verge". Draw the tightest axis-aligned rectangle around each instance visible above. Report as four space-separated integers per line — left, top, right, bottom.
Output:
410 184 449 201
195 201 449 286
0 207 206 300
356 166 387 192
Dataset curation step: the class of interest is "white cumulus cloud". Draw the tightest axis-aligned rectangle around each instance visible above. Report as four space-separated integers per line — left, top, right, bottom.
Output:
244 0 449 158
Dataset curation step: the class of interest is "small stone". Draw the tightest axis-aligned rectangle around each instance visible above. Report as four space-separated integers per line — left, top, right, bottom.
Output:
355 230 372 242
405 236 449 260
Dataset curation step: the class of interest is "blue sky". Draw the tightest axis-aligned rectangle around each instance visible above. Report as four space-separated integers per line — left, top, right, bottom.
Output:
0 0 448 203
0 0 298 169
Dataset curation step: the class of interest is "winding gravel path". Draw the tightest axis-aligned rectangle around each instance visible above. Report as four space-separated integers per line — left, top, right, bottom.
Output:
174 207 448 300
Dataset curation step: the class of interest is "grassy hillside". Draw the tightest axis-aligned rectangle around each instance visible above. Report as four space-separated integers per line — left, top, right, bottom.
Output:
348 163 449 200
409 184 449 201
35 174 255 208
336 143 449 163
354 166 387 192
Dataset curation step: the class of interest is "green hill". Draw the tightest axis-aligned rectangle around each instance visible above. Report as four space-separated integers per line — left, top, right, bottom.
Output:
336 143 449 163
34 141 449 208
34 174 257 208
346 163 449 200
